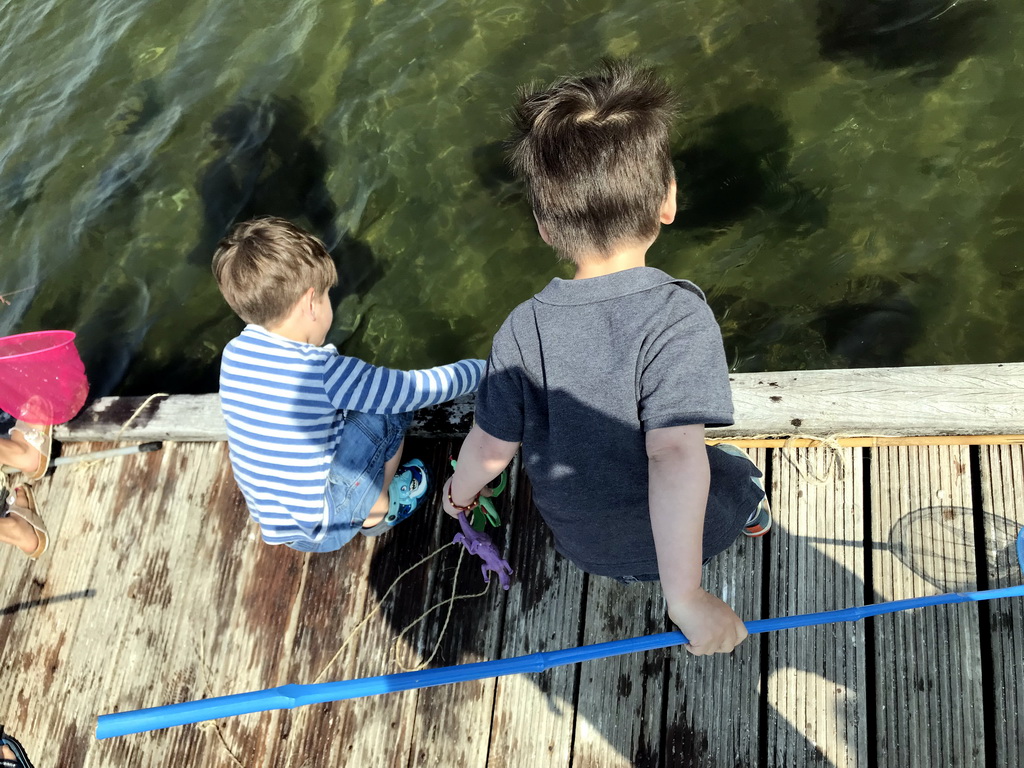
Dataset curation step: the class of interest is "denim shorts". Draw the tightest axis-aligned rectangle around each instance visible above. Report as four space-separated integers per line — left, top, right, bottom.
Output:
287 409 413 553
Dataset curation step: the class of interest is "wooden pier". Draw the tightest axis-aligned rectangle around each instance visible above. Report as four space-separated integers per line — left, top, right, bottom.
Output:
2 363 1023 767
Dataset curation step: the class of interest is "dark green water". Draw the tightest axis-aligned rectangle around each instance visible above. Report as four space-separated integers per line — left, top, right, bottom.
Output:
1 0 1021 398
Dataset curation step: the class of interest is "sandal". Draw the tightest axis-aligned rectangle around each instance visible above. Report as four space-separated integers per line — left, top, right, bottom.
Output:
6 486 48 560
0 725 36 768
361 459 430 537
4 421 52 482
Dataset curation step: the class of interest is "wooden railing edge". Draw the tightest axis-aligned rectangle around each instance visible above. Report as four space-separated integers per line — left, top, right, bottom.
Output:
54 361 1024 443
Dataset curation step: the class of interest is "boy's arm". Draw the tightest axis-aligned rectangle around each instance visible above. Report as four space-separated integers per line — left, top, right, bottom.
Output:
443 423 520 517
646 424 748 656
323 356 485 414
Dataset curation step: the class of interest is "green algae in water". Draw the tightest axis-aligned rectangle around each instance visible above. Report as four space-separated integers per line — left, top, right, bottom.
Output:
0 0 1022 396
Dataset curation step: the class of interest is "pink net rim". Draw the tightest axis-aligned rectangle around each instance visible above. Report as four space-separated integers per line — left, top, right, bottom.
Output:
0 330 78 361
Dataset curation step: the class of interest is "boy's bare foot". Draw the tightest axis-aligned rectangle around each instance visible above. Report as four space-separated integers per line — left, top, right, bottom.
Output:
0 487 41 555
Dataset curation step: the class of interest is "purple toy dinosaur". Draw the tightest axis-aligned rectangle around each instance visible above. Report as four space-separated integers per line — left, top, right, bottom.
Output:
454 512 514 590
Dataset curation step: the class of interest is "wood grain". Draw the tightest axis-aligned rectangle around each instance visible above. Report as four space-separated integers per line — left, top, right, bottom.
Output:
572 578 665 768
766 446 868 768
487 478 585 768
869 446 985 768
977 444 1024 768
56 363 1024 442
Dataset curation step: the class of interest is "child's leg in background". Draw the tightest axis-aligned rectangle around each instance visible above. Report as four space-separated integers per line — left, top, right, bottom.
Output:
362 439 404 529
700 444 768 561
714 443 771 537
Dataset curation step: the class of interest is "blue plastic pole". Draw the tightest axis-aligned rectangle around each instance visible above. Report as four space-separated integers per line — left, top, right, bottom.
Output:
96 528 1024 740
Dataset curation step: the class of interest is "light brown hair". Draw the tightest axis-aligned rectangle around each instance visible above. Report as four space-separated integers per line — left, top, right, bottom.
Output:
508 60 677 261
212 217 337 326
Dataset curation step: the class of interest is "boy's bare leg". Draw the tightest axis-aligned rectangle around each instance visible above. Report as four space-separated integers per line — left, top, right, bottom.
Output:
0 429 46 474
361 440 405 528
0 487 40 555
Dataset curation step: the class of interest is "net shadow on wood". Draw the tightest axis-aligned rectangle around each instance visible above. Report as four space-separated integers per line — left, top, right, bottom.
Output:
804 506 1022 592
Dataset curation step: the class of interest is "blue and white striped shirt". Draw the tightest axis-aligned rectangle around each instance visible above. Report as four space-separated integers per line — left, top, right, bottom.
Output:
219 325 484 545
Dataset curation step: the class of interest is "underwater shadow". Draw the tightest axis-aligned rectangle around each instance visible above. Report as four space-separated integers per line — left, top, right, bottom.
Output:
186 95 382 305
115 96 385 396
811 279 922 368
470 140 528 214
670 104 828 241
816 0 995 79
710 275 923 373
31 148 156 398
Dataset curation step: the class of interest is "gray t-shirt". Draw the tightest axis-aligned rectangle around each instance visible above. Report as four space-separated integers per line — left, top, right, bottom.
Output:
475 266 762 577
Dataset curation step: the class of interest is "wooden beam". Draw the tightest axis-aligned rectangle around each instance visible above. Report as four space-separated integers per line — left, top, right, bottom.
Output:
869 446 985 767
54 362 1024 443
55 393 477 442
709 435 1024 448
766 447 868 767
977 444 1024 768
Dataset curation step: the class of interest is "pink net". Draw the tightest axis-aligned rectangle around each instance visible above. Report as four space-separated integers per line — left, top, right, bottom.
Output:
0 331 89 426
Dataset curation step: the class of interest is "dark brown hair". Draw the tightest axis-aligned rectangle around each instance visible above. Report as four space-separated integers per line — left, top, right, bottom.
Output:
508 60 677 261
211 217 337 326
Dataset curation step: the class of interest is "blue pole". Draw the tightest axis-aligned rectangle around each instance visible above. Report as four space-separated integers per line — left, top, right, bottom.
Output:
96 528 1024 740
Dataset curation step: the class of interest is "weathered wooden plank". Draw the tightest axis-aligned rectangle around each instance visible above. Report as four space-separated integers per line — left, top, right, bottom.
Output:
488 477 586 768
7 431 1022 768
766 447 868 768
572 578 665 768
2 441 151 767
54 393 477 442
1 442 307 767
118 444 285 768
264 473 388 767
2 438 511 768
664 448 767 768
55 362 1024 442
710 435 1024 448
274 439 507 768
978 444 1024 768
724 363 1024 438
870 446 985 768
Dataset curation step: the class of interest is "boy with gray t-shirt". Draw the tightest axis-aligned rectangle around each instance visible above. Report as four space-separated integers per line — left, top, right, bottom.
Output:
443 61 769 656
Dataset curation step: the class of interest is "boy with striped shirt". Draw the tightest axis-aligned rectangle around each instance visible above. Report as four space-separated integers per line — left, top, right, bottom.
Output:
213 217 484 551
